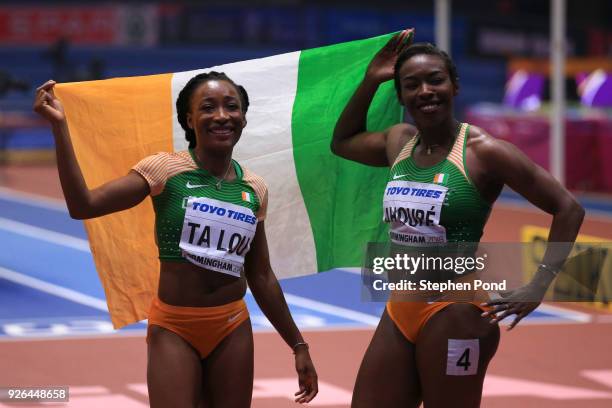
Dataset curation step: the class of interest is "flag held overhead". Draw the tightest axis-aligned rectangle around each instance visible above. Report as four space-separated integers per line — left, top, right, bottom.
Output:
55 33 401 328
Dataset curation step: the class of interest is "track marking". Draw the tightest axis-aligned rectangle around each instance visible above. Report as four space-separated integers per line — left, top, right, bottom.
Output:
483 374 612 399
70 386 109 395
0 217 90 252
253 378 352 406
129 379 353 406
535 303 592 323
582 370 612 389
335 267 361 275
253 290 379 326
282 293 379 326
0 266 107 311
0 330 146 342
0 186 67 212
0 385 150 408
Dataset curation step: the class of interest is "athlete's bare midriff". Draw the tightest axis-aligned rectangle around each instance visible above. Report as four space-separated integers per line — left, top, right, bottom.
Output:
157 261 247 307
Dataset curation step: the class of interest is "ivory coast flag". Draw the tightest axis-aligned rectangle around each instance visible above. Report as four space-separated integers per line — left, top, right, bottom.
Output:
54 33 401 328
433 173 448 184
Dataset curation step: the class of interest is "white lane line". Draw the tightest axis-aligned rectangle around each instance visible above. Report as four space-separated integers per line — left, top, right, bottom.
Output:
335 267 361 275
0 186 67 212
283 293 379 326
0 266 107 312
0 217 90 252
537 303 592 323
246 288 380 326
0 325 373 342
274 324 375 333
0 330 147 342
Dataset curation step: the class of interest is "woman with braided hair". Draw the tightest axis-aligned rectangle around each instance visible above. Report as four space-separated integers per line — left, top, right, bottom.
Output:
34 72 318 407
332 29 584 407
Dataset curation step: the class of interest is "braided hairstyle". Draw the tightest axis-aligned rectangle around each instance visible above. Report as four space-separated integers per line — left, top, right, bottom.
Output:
393 42 459 100
176 71 250 148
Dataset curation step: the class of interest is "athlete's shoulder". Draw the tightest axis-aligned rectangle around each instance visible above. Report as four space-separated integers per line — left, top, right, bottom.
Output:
135 150 190 164
387 123 417 143
465 124 523 174
136 150 195 174
465 124 492 145
241 165 268 221
387 123 418 165
466 124 508 154
132 151 196 196
241 165 268 189
165 150 193 164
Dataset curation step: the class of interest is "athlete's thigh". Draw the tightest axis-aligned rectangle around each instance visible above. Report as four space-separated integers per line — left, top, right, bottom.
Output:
201 318 254 408
352 309 421 408
147 324 203 408
416 303 500 408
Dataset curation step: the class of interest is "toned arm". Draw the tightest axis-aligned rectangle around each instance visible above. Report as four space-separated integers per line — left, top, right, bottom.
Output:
244 222 318 403
34 80 150 219
473 131 585 329
331 29 415 167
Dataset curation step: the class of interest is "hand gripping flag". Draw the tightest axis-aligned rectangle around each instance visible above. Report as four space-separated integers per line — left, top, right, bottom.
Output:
55 33 401 328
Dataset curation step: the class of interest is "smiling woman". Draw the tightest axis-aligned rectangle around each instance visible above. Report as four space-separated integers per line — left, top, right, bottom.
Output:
331 30 584 408
33 71 318 407
393 44 459 126
177 72 249 153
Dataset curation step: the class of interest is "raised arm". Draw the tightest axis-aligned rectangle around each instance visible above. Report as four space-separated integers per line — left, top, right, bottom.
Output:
244 222 318 403
331 29 415 166
475 132 585 328
33 80 150 219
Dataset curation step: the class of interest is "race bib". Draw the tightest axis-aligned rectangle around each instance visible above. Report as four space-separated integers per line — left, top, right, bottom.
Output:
383 180 448 245
179 197 258 276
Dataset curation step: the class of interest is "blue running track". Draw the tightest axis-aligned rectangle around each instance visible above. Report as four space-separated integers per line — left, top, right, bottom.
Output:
0 189 588 339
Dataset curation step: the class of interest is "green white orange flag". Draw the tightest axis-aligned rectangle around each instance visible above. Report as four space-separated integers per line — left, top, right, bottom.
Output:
55 33 401 328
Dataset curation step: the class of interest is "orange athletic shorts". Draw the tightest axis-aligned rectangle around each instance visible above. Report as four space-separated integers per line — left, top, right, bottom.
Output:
147 296 249 358
386 270 494 343
386 301 489 344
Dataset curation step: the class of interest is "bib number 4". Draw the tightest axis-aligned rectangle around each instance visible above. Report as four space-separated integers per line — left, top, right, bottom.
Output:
457 348 471 371
446 339 479 376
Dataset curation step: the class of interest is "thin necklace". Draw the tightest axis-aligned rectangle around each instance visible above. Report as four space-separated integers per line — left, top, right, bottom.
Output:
214 161 232 190
425 143 440 155
194 150 232 190
422 122 461 155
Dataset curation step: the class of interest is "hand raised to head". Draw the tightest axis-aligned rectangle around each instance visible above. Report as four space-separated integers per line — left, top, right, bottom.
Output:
365 28 414 84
